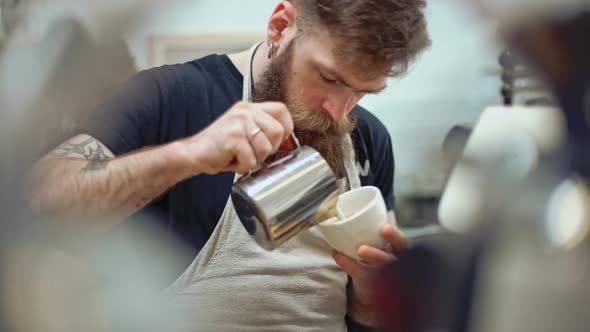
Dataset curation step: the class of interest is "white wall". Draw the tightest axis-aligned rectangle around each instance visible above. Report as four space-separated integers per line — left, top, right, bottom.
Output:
126 0 278 70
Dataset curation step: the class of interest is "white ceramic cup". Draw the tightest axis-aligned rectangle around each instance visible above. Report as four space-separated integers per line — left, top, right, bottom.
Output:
317 186 389 259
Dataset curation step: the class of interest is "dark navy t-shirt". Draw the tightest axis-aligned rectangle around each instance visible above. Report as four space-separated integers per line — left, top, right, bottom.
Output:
81 54 395 276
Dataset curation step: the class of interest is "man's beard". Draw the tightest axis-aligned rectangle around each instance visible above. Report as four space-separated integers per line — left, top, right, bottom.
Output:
251 41 357 179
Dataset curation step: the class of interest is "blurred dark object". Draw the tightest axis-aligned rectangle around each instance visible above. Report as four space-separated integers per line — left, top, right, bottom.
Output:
497 48 557 107
442 124 472 170
499 49 517 106
375 234 479 332
508 10 590 181
395 196 439 228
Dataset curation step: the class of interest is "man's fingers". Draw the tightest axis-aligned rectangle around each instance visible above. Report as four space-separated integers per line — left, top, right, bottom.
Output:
380 224 409 254
258 102 294 138
357 245 397 266
244 123 273 164
230 136 258 174
198 101 293 175
251 108 286 152
332 250 366 279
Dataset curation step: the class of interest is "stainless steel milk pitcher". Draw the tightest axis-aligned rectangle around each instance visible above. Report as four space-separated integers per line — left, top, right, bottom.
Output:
231 145 341 250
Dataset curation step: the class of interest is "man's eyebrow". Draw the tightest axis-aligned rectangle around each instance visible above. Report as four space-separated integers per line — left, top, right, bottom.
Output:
316 63 388 94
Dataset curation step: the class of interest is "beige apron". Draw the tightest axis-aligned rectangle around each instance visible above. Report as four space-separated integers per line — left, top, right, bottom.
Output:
164 42 361 331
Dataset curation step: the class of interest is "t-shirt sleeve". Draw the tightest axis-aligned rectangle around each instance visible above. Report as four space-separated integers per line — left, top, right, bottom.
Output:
353 107 396 211
79 69 163 155
374 130 396 211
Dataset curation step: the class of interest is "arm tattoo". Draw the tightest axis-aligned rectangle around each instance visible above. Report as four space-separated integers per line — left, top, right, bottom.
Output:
81 160 109 173
51 137 110 161
49 137 112 172
81 143 111 173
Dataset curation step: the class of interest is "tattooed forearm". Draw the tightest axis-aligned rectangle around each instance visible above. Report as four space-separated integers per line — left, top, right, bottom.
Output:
48 135 113 173
50 137 94 157
29 134 190 225
81 160 109 173
51 137 110 161
81 144 112 172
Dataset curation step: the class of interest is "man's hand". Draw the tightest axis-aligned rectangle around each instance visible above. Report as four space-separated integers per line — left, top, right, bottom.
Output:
332 218 409 326
182 101 293 175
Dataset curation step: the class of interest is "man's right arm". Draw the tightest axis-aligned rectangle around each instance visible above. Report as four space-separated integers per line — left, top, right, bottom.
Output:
26 101 293 231
26 133 195 230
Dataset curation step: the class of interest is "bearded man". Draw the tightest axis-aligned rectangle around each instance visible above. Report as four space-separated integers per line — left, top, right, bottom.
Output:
27 1 430 330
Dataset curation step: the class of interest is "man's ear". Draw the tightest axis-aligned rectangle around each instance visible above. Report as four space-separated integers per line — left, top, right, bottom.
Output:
267 1 297 45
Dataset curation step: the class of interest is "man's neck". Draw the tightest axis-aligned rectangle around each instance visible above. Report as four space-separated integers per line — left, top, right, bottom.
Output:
227 42 270 92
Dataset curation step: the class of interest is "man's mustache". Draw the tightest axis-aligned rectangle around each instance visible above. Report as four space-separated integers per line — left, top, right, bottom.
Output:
290 106 356 136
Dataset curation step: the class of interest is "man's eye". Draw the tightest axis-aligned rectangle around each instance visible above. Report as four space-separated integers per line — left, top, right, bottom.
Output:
320 73 338 84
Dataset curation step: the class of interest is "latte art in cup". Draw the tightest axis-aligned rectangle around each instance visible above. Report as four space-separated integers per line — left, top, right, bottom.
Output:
317 186 390 259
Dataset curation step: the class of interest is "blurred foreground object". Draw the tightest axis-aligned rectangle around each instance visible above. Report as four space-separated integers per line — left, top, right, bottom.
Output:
438 105 567 234
472 6 590 331
0 1 193 331
377 1 590 331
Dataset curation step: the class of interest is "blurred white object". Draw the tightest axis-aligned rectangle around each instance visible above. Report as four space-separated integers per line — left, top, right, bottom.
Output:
438 105 566 234
546 177 590 250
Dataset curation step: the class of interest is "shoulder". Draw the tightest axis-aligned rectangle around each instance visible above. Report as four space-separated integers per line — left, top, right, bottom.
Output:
138 55 222 94
350 105 394 175
130 54 239 115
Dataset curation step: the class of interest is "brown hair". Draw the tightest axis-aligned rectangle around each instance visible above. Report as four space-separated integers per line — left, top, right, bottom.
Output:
287 0 431 78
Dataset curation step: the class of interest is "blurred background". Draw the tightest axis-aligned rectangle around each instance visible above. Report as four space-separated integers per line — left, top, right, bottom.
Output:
1 0 589 331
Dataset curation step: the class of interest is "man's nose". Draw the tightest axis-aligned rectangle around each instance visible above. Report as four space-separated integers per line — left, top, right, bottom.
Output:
321 94 356 122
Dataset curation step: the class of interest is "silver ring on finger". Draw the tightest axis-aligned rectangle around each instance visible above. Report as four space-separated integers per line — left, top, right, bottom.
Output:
248 127 262 141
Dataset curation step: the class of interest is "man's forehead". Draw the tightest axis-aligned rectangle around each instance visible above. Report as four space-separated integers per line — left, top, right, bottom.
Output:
306 52 388 93
295 34 390 84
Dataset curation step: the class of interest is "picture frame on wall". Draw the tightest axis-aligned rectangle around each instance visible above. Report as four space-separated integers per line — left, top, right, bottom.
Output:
149 33 263 67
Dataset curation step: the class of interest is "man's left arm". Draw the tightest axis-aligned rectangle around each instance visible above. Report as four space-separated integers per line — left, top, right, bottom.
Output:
334 212 408 327
338 112 408 328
